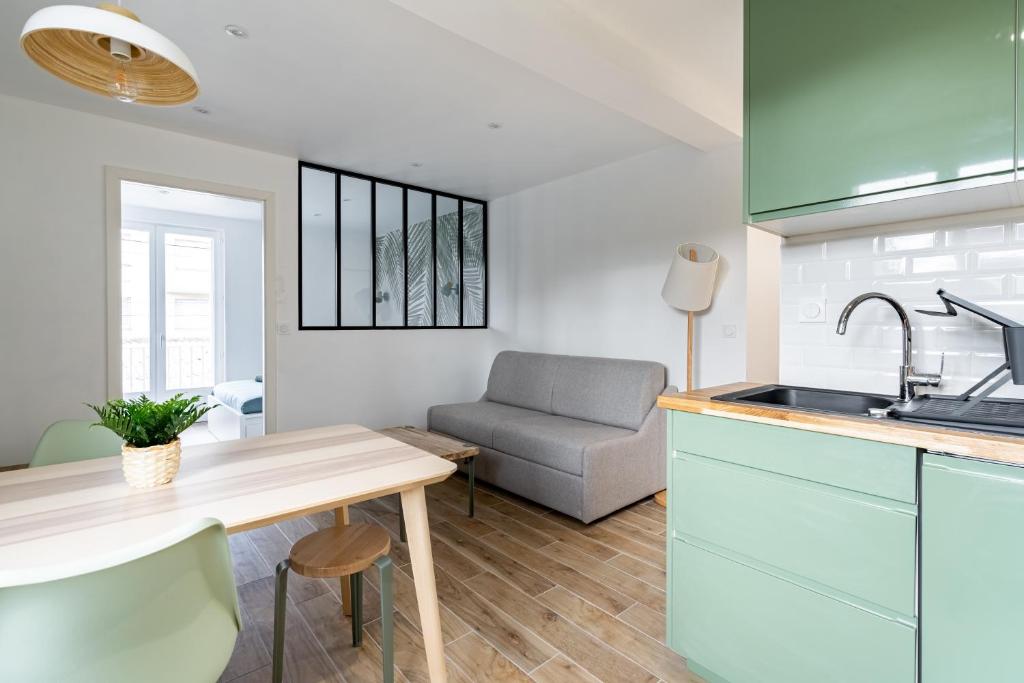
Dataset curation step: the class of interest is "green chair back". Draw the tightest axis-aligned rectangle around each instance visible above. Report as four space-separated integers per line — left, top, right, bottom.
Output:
30 419 123 467
0 518 240 683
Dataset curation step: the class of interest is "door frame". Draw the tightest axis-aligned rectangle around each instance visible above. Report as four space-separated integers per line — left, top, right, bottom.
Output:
105 166 278 433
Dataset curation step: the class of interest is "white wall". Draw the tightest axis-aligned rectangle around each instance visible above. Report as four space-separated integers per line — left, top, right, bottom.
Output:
0 94 510 466
121 205 264 382
490 143 750 389
747 226 782 383
780 209 1024 399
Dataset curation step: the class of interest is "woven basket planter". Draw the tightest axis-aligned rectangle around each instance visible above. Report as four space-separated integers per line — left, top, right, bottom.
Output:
122 439 181 489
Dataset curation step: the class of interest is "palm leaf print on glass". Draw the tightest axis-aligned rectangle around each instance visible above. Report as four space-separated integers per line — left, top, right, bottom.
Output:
435 197 460 326
406 190 433 327
462 202 485 326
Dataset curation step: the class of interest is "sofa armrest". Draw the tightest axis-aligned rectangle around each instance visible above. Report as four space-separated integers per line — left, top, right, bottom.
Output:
578 387 675 522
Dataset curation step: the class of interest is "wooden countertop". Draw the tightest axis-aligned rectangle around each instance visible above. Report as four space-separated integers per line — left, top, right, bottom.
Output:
658 383 1024 466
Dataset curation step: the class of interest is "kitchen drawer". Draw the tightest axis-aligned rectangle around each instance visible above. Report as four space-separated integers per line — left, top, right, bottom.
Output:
670 539 916 683
671 411 917 503
672 453 916 615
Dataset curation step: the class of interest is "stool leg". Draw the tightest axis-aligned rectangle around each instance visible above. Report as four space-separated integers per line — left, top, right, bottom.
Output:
398 499 406 543
272 559 290 683
375 556 394 683
466 457 475 518
350 572 363 646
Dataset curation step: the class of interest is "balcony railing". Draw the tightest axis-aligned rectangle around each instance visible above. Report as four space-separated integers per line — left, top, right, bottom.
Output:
122 337 213 395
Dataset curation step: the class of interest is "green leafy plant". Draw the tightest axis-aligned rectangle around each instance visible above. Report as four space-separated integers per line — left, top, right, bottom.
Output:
87 394 212 448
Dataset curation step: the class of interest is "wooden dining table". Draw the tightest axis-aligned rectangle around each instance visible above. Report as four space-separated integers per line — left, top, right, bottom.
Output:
0 423 456 683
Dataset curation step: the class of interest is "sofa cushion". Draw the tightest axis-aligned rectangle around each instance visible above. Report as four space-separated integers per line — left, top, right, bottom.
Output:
551 356 665 430
427 401 546 449
485 351 559 413
492 414 634 476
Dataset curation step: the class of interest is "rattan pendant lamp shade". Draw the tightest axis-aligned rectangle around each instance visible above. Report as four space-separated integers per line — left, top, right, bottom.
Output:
20 3 199 105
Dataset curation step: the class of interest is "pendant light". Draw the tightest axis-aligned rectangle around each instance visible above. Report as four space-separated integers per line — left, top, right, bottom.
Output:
20 2 199 105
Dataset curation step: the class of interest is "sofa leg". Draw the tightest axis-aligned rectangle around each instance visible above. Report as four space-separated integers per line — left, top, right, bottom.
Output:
466 457 475 518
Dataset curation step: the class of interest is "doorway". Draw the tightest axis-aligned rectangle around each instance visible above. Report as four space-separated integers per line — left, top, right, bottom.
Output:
106 169 276 440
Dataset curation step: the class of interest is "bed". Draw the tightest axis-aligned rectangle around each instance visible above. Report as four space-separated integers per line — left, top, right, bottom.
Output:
207 378 264 441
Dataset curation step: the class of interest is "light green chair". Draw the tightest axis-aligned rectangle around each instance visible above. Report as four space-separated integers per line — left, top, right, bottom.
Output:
29 419 123 468
0 518 240 683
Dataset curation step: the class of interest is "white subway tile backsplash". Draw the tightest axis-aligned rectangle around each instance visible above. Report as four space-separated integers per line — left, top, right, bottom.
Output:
940 276 1007 298
911 253 965 274
780 283 826 304
1012 274 1024 295
944 224 1005 247
780 323 828 345
975 248 1024 272
801 260 849 283
883 232 937 252
781 212 1024 397
804 346 852 368
871 278 940 301
824 236 877 259
852 347 902 370
849 257 906 280
784 242 826 263
780 263 801 284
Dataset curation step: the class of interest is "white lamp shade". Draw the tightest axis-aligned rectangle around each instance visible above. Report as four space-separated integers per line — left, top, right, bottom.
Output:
661 243 719 312
20 4 199 106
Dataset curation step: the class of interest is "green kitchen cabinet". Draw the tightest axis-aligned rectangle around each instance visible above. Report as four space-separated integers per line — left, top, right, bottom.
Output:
666 411 918 682
745 0 1016 220
922 452 1024 683
672 539 916 683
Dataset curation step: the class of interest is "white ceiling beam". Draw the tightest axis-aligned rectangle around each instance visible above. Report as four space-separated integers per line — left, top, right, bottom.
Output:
387 0 740 151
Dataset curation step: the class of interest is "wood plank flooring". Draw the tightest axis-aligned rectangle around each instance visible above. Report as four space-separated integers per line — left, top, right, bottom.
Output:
218 475 705 683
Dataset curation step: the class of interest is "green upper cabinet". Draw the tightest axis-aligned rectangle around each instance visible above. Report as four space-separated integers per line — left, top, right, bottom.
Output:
922 453 1024 683
746 0 1016 220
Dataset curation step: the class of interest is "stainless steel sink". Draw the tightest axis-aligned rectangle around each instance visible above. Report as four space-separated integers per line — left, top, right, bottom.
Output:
712 385 895 417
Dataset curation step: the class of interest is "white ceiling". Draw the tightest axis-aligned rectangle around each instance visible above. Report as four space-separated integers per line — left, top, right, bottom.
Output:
0 0 742 199
122 181 263 221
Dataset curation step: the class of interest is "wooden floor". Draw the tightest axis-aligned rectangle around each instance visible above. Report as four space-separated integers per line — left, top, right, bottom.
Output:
218 475 704 683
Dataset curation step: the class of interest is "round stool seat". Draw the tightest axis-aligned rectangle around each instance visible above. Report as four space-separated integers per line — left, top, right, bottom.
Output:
288 524 391 579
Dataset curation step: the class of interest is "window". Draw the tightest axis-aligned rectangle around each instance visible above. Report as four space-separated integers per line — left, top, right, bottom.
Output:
299 162 487 329
120 223 223 399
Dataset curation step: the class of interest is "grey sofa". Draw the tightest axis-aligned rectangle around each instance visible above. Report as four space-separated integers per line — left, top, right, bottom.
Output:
428 351 670 523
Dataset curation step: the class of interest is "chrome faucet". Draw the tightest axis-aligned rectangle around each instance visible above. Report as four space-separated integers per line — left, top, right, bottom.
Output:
836 292 942 402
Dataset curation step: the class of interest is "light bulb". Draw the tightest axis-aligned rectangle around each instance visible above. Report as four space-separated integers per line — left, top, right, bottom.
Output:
106 37 138 103
108 55 138 103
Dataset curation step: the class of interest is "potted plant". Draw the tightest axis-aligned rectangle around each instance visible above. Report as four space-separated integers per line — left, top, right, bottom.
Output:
88 394 211 489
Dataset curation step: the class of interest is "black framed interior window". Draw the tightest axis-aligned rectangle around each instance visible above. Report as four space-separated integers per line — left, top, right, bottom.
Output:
298 161 487 330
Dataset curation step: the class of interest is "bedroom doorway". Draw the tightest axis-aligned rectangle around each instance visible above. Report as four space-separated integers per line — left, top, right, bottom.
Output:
109 172 274 443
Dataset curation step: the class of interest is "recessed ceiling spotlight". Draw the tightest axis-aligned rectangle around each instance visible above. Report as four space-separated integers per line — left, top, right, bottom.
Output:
487 121 503 129
157 189 171 195
192 105 210 114
224 24 248 39
410 162 423 168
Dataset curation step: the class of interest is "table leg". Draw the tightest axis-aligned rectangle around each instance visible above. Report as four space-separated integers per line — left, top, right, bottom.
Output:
466 457 475 518
399 498 407 543
335 506 353 617
400 485 447 683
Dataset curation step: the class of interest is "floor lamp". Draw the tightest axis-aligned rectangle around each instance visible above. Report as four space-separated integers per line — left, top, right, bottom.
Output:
654 242 719 507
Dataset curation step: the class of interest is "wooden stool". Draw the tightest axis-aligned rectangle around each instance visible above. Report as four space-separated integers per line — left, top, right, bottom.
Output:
272 524 393 683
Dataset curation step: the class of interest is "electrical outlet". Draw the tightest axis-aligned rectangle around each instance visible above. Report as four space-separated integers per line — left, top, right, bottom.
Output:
277 323 291 335
799 297 827 323
722 324 737 339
